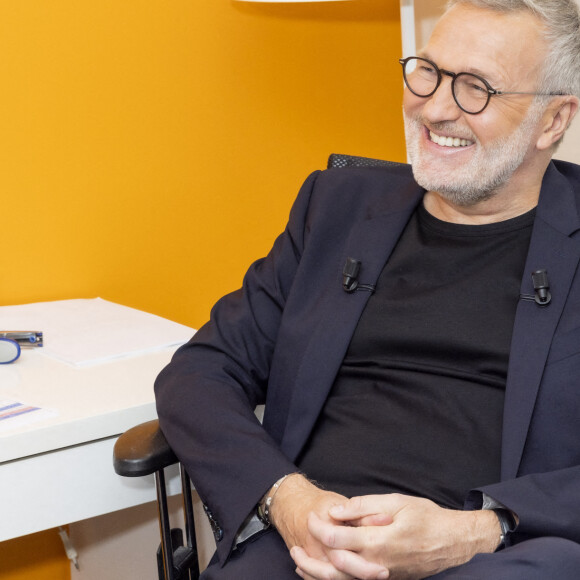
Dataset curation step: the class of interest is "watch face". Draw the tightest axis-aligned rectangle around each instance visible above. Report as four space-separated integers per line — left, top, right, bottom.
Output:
0 338 20 364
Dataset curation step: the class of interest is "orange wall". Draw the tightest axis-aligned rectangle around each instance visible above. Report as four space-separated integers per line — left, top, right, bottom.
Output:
0 0 404 577
1 0 405 328
0 530 69 579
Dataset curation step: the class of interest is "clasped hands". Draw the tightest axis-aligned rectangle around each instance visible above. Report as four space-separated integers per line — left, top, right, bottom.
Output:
269 474 500 580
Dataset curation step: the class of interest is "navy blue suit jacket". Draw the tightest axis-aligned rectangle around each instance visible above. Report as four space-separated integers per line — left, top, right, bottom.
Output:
155 160 580 564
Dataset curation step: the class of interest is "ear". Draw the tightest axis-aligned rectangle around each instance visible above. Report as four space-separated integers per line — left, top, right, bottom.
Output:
536 96 579 151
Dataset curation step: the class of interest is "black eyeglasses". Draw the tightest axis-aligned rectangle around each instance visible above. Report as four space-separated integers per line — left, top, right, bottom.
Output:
399 56 562 115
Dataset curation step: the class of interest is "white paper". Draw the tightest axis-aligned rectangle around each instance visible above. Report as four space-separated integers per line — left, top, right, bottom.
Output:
0 298 195 366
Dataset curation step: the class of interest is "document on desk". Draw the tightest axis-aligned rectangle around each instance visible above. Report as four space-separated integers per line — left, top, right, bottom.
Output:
0 298 195 366
0 400 58 433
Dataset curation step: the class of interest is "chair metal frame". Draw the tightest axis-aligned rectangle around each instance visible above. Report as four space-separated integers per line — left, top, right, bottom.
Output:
114 419 200 580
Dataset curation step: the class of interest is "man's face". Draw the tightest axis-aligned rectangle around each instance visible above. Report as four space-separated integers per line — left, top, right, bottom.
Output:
403 4 549 206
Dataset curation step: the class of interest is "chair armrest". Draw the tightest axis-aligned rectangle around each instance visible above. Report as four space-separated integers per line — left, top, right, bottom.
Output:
113 419 178 477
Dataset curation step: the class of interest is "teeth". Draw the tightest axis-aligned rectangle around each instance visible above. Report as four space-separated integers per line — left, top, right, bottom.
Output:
429 131 472 148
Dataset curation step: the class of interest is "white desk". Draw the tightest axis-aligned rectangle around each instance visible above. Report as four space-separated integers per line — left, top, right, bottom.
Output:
0 347 182 542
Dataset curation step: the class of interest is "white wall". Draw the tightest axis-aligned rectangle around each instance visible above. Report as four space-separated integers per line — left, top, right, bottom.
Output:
414 0 446 49
413 0 579 164
69 494 215 578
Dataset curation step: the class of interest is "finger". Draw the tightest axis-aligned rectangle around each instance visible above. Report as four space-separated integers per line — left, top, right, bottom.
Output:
291 546 353 580
308 512 370 552
348 513 393 527
329 495 395 522
328 549 390 580
295 567 328 580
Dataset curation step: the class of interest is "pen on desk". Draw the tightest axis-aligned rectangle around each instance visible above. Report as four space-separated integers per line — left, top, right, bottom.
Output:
0 331 43 347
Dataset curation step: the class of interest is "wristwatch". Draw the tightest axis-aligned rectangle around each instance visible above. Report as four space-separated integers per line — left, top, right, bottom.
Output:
492 508 517 550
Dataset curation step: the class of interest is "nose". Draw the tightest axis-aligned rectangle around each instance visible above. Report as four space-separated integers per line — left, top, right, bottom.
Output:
420 75 462 124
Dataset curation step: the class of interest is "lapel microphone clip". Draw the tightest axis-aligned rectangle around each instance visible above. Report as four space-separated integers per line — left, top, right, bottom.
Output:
342 257 360 292
521 269 552 306
531 269 551 305
342 257 376 293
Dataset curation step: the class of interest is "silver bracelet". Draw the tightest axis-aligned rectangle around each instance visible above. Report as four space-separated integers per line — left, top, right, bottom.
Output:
257 473 292 527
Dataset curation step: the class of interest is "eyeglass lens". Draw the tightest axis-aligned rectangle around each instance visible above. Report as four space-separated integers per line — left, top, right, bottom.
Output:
402 57 490 114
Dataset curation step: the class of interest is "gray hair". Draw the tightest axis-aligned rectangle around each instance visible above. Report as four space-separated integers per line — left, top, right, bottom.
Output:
445 0 580 98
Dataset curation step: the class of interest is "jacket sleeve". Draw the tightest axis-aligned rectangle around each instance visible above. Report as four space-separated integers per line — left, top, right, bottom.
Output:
154 170 321 564
467 466 580 546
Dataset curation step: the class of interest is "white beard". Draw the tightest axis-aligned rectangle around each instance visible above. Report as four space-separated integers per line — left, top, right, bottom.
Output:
403 104 543 207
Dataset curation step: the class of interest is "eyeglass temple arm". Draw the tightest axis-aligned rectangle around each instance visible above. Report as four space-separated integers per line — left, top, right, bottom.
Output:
492 90 564 96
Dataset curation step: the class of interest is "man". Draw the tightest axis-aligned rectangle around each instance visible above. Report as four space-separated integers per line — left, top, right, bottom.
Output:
155 1 580 578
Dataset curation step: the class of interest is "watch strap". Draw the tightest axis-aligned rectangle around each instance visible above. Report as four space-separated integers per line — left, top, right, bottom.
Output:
492 508 516 550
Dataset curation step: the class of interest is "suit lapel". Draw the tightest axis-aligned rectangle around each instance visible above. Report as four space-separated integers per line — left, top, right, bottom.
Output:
502 163 580 479
280 185 423 460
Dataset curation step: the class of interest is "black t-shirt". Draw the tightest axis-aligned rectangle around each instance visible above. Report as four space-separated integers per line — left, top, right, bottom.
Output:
297 203 535 509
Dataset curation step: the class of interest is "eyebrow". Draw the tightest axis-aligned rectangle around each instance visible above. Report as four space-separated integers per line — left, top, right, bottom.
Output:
417 51 502 87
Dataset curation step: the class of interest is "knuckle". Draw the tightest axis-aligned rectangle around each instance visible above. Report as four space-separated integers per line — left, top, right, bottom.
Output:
346 495 364 512
324 530 337 548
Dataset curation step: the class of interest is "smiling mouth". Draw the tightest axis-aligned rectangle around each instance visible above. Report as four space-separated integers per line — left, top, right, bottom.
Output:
429 130 474 148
